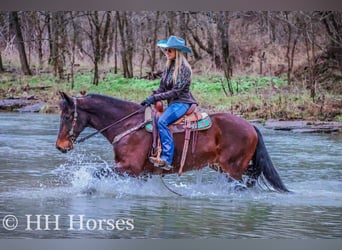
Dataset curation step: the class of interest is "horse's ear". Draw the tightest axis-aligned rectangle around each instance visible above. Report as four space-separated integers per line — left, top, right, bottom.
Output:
59 91 74 107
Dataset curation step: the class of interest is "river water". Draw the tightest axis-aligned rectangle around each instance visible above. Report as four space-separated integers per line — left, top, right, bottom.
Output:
0 112 341 239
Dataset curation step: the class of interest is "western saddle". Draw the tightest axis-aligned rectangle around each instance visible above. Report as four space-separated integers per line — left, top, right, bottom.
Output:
146 101 211 175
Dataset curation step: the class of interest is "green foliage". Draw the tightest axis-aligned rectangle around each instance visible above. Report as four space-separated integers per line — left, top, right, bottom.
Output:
1 71 341 121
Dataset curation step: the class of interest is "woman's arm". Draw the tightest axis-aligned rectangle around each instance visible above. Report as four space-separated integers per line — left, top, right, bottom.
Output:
154 64 191 101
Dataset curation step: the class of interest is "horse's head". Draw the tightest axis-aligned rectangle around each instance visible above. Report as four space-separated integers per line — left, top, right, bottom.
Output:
56 92 87 153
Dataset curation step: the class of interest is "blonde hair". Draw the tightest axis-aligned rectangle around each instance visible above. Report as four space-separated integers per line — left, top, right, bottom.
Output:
166 50 192 83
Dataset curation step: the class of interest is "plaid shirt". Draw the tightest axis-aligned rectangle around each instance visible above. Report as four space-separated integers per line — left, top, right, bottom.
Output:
154 62 197 105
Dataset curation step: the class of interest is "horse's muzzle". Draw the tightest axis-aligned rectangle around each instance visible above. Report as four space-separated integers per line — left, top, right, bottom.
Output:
56 139 74 153
56 145 68 153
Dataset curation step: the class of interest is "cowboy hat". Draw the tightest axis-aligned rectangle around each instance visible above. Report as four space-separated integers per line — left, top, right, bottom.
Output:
157 36 192 53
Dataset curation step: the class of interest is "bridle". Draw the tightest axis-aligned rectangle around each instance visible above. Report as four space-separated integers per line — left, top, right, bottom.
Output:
68 97 78 143
68 97 146 145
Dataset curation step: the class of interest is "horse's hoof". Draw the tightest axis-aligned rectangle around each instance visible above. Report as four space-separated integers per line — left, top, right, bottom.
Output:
246 178 257 188
81 187 97 195
234 183 248 192
93 168 114 179
139 174 152 182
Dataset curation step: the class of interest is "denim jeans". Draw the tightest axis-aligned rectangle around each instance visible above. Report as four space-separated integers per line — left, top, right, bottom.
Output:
157 102 190 165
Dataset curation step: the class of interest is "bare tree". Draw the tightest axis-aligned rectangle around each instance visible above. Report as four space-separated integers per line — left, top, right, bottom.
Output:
9 11 32 75
113 17 118 74
189 12 221 69
64 11 78 89
279 11 301 85
116 11 134 78
48 12 67 79
0 52 4 72
150 11 160 73
0 13 4 72
77 11 112 85
299 12 320 100
217 11 233 95
321 11 342 67
31 11 49 70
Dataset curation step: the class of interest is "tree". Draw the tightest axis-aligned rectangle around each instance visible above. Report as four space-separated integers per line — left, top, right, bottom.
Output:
149 11 160 74
48 11 67 79
276 11 301 85
0 52 4 72
31 11 49 70
77 11 112 85
321 11 342 67
9 11 32 75
116 11 134 78
189 12 221 69
299 12 320 100
217 11 234 95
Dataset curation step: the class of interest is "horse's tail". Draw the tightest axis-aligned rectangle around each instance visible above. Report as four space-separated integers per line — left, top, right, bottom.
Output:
248 125 290 193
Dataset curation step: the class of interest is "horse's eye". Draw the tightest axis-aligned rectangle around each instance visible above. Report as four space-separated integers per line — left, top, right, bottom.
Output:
64 115 72 121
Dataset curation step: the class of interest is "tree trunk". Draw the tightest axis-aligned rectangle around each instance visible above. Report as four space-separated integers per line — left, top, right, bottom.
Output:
99 11 111 64
166 11 175 36
9 11 32 75
68 12 77 89
93 12 100 85
189 12 219 68
321 11 342 67
47 12 53 65
84 11 113 85
0 51 4 73
32 12 48 70
283 12 300 85
217 11 233 95
116 11 133 78
178 11 187 40
150 11 160 73
50 12 65 79
114 18 118 74
304 25 316 100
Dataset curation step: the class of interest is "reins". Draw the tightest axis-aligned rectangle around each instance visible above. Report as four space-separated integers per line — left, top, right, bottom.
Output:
75 106 145 144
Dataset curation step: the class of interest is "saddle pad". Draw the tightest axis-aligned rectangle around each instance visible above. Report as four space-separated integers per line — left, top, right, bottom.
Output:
145 113 212 134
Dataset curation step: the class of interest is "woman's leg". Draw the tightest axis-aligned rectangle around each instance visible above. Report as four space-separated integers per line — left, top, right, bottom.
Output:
157 102 190 165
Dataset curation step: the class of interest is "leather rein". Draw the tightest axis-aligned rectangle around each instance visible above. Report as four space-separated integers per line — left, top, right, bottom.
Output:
69 97 145 144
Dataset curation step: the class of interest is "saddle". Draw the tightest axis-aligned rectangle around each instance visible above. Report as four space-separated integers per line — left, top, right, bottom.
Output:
145 101 212 175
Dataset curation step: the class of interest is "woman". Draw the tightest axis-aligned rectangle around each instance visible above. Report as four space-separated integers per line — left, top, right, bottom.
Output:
141 35 197 170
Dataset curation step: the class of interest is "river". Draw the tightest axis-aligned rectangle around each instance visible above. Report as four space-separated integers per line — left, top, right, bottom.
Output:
0 113 341 238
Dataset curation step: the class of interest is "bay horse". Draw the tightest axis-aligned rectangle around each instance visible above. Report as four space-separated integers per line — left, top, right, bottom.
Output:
56 92 289 193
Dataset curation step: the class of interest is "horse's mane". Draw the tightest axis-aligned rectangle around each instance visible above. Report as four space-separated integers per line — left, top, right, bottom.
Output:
83 93 141 111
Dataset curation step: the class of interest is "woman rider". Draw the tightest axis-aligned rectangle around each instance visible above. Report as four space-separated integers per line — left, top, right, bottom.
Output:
141 35 197 170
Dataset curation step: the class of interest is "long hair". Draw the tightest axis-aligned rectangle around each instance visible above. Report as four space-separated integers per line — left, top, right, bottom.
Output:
166 50 192 83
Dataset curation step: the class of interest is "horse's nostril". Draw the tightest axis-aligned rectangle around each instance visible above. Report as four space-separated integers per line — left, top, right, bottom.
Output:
56 145 67 153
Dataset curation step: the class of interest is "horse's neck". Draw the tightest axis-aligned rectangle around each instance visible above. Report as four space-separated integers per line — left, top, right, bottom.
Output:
85 102 141 142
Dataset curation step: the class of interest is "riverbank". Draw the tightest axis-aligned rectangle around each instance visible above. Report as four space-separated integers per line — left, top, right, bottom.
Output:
1 71 341 133
1 95 341 134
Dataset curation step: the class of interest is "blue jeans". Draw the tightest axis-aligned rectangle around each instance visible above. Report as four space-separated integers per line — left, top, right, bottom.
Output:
158 102 190 165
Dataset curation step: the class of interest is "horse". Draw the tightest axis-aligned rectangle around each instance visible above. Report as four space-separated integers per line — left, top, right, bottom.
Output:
56 92 289 193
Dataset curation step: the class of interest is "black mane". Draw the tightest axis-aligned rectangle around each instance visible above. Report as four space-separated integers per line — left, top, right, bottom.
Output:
81 93 142 112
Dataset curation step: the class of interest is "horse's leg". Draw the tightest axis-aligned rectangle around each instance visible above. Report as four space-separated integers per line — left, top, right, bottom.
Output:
244 160 260 188
208 163 222 173
217 158 250 191
208 162 247 191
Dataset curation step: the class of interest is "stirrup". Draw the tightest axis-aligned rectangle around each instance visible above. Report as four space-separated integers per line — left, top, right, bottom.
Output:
149 157 173 171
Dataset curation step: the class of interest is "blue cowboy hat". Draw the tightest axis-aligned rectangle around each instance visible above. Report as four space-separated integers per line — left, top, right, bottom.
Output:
157 36 192 53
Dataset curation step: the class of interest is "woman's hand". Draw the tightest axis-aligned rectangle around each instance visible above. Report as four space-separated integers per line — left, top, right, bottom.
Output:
140 95 155 106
